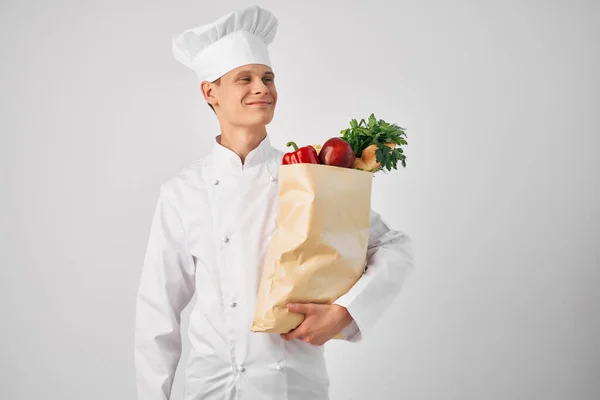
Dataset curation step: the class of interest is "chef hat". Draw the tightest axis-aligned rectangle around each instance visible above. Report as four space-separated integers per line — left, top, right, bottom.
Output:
172 5 278 83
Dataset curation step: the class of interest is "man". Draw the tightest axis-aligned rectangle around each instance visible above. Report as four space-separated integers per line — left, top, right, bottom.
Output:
134 5 414 400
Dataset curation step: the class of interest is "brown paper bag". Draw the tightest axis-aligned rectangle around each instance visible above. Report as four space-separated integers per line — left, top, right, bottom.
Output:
251 163 373 339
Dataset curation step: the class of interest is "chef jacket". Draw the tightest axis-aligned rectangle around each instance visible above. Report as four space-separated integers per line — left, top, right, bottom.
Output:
134 134 415 400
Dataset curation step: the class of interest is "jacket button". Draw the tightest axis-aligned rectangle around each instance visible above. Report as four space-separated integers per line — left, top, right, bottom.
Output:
276 363 282 371
269 175 276 182
223 236 229 243
230 301 237 308
239 365 246 373
213 179 219 185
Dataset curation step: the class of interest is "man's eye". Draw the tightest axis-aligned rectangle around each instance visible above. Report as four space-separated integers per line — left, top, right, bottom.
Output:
240 77 251 81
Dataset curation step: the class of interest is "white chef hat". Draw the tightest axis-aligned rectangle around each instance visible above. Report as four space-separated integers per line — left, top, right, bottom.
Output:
172 5 278 83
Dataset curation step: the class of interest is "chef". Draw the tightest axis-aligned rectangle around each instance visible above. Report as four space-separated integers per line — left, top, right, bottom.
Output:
134 5 415 400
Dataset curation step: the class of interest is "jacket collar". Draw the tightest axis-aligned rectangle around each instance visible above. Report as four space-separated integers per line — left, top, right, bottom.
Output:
211 133 273 173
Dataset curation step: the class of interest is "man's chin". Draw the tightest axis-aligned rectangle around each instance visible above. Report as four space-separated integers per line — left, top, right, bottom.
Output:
246 112 274 126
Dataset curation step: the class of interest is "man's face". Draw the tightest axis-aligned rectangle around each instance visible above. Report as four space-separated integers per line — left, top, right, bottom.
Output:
203 64 277 128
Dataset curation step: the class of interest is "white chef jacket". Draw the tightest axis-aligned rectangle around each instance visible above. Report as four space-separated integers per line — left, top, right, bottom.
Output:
134 134 414 400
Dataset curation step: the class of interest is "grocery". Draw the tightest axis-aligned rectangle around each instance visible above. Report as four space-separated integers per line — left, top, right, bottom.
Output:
341 114 408 172
281 142 320 165
318 137 356 168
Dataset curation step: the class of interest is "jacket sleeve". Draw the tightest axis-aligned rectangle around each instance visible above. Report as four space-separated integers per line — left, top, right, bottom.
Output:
134 184 196 400
335 209 415 342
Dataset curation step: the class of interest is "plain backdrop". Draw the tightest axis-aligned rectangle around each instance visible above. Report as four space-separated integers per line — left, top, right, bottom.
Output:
1 0 599 399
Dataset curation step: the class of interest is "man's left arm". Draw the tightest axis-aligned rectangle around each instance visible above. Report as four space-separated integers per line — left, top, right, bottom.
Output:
335 208 415 342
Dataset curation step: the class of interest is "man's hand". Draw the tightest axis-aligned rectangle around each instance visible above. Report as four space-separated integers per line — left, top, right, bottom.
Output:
280 303 354 346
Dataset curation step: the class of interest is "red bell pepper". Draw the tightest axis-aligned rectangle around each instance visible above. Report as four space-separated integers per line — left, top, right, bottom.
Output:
281 142 320 165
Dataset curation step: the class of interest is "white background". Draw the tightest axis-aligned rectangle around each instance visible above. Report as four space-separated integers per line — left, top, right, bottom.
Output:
1 0 599 399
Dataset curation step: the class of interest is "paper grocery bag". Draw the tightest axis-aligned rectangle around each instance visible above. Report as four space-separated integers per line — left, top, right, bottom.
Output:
251 163 373 339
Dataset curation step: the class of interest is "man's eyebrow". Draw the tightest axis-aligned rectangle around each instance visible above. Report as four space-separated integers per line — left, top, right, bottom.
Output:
234 70 275 77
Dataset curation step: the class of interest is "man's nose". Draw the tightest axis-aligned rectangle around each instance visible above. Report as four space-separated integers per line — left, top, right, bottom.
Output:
252 79 269 94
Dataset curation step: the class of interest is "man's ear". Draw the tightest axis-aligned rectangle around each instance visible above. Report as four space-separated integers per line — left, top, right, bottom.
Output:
200 81 217 107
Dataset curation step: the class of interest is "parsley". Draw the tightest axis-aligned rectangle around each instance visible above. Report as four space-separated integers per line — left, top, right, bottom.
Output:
340 113 408 172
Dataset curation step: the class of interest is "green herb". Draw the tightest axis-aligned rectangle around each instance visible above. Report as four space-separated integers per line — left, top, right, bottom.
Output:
340 113 408 172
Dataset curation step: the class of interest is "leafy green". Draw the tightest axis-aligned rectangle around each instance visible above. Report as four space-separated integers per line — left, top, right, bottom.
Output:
340 113 408 172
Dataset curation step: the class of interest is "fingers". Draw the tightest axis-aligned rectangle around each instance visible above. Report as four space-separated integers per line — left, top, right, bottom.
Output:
287 303 314 314
281 327 305 342
280 330 325 346
280 325 323 346
281 304 327 345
